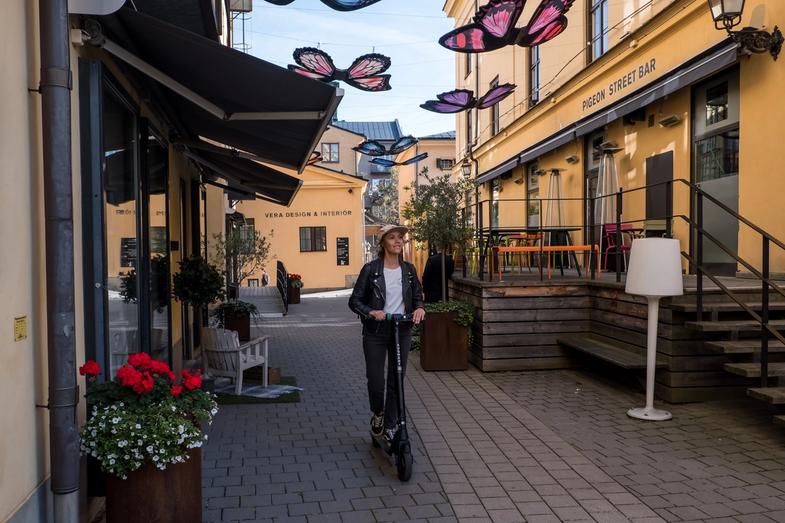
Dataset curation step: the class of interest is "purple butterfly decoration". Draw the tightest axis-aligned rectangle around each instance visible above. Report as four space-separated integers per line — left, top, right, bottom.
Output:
263 0 382 11
370 153 428 167
288 47 391 92
421 84 516 114
439 0 575 54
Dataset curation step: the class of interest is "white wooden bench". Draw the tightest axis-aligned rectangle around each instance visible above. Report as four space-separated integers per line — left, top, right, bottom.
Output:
201 328 269 395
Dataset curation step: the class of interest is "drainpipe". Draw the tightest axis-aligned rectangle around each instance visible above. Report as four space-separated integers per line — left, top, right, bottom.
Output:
40 0 80 521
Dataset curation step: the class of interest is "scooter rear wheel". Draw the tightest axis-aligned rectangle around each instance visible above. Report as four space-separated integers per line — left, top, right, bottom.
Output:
396 442 413 481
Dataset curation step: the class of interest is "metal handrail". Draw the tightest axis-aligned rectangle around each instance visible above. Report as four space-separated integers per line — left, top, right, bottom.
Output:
276 260 288 315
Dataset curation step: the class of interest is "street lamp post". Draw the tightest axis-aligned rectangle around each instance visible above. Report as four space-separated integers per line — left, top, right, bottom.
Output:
707 0 783 60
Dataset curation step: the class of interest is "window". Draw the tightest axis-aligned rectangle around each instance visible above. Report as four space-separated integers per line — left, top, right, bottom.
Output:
590 0 609 61
705 83 729 126
490 77 500 135
239 217 255 254
466 111 473 149
694 132 739 182
321 143 339 163
527 163 540 227
490 179 501 228
436 158 454 170
300 226 327 252
465 53 473 78
530 46 540 107
247 279 259 287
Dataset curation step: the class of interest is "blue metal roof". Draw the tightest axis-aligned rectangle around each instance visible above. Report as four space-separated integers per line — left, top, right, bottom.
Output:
420 131 456 140
333 119 403 142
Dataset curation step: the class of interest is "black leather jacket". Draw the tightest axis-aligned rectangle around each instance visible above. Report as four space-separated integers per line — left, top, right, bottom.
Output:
349 258 424 331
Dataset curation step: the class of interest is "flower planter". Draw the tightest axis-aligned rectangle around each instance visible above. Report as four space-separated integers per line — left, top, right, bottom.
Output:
224 309 251 341
419 311 469 371
287 285 301 304
105 448 202 523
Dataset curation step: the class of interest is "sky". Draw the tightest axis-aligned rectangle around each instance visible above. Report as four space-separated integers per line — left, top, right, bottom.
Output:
244 0 458 138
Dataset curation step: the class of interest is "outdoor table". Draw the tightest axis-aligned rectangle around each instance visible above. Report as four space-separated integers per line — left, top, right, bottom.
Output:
478 227 583 280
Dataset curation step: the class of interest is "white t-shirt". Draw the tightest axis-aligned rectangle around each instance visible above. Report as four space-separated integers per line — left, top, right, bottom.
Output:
383 266 405 315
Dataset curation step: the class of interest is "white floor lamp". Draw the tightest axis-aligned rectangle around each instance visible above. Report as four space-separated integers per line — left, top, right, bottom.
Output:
625 238 683 421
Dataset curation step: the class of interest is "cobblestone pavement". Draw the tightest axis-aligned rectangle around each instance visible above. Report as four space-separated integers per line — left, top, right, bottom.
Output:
202 295 785 522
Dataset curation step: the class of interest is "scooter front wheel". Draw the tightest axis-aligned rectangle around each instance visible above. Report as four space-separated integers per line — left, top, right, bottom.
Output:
396 442 413 481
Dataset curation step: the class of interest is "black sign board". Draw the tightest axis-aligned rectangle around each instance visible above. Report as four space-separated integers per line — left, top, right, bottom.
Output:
120 237 137 268
337 237 349 266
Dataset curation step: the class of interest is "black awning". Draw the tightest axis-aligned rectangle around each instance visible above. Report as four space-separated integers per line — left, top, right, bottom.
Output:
185 149 303 207
475 157 519 185
132 0 219 41
519 128 577 165
574 43 739 137
99 8 342 172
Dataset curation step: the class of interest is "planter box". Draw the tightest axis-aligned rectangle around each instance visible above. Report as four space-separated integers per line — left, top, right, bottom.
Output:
105 448 202 523
288 286 301 304
224 310 251 341
420 311 469 371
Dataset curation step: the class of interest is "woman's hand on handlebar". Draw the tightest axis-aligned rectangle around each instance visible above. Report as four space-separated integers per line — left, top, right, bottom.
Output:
369 310 386 321
412 308 426 325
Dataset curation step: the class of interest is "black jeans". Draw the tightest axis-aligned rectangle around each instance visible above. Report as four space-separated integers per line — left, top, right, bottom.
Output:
362 323 412 429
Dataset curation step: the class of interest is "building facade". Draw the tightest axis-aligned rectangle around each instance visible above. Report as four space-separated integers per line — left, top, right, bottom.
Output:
1 1 341 520
444 0 785 275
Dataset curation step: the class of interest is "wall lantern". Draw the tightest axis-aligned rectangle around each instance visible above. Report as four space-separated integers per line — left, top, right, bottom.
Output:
461 158 472 177
707 0 783 60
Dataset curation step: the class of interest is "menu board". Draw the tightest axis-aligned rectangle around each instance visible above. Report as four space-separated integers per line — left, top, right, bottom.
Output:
120 238 137 268
336 237 349 266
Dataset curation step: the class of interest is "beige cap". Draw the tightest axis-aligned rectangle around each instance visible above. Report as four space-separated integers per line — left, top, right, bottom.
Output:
378 224 409 241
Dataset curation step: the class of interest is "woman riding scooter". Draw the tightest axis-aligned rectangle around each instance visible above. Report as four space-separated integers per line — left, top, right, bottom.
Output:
349 224 425 442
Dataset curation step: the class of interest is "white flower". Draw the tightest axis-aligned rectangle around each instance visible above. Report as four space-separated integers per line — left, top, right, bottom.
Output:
109 459 115 465
111 417 120 424
135 424 141 429
178 425 185 434
153 456 159 462
146 445 154 453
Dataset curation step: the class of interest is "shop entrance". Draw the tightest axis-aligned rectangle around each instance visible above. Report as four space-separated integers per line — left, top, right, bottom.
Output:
692 67 740 276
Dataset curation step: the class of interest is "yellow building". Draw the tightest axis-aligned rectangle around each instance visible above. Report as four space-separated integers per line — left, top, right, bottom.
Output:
444 0 785 275
236 165 367 291
2 1 341 520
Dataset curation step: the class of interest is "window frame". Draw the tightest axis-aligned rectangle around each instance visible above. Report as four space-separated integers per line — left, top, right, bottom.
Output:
490 76 500 136
299 226 328 252
436 158 455 170
529 46 540 107
321 142 340 163
590 0 609 61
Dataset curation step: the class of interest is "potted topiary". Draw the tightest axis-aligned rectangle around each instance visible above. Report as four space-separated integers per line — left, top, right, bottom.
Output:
287 273 303 304
402 170 475 370
172 255 225 355
211 300 259 342
79 354 217 523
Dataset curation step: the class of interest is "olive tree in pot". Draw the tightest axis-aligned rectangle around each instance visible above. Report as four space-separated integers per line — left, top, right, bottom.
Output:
402 170 475 370
211 228 272 339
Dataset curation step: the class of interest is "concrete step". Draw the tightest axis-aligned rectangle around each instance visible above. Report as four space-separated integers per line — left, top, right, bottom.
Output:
685 319 785 333
706 340 785 354
773 415 785 428
724 362 785 378
748 387 785 404
558 334 667 370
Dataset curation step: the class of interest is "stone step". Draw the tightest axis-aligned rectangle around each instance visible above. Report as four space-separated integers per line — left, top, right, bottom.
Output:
724 362 785 378
773 415 785 428
558 334 667 370
748 387 785 404
706 340 785 354
685 319 785 333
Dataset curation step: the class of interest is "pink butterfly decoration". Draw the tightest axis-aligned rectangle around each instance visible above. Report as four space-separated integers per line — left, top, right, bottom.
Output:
288 47 392 92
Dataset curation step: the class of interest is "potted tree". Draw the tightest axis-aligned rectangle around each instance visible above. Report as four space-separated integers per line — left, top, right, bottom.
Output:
287 273 303 304
172 255 225 354
402 170 475 370
79 354 217 523
212 228 272 339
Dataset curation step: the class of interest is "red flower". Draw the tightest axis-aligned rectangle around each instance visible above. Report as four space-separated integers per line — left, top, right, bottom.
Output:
150 360 173 380
79 360 100 377
116 366 143 388
127 352 152 370
181 370 203 391
170 385 183 396
132 372 155 395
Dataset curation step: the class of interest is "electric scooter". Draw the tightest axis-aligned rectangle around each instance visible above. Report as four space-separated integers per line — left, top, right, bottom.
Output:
371 313 414 482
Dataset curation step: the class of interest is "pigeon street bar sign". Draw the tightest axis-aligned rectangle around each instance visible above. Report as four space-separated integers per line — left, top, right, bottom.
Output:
582 58 657 112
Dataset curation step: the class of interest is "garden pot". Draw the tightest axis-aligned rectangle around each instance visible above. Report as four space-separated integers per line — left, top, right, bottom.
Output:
268 367 281 385
224 310 251 341
287 285 301 304
105 448 202 523
419 311 469 371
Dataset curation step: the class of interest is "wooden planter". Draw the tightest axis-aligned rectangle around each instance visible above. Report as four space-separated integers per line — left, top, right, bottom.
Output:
105 448 202 523
288 286 301 304
224 310 251 341
419 311 469 371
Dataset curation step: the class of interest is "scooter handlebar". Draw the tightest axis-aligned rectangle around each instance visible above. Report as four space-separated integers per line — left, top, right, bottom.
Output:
385 313 416 322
